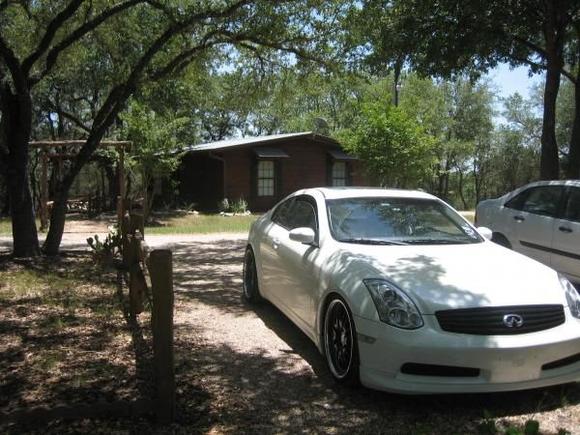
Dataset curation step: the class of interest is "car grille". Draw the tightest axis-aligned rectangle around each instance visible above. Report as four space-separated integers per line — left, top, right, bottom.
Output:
435 305 565 335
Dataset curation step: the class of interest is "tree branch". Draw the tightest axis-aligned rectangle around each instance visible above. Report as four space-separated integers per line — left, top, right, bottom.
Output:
22 0 84 75
0 34 27 93
60 0 257 188
29 0 147 86
512 35 549 59
48 101 91 134
510 55 576 84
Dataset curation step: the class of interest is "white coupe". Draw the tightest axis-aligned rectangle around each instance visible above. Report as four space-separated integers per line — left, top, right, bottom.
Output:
243 188 580 394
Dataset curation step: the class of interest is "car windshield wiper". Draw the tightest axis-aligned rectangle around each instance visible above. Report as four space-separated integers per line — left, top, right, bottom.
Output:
338 238 408 245
403 238 471 245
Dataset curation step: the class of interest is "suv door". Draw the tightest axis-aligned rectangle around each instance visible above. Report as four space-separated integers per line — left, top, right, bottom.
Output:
551 186 580 282
505 185 564 265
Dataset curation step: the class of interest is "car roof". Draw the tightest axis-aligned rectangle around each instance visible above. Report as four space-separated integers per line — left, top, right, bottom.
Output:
522 180 580 188
305 187 438 200
503 179 580 198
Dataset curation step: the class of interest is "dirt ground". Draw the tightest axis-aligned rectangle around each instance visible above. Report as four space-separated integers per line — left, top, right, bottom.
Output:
164 235 580 434
1 232 579 434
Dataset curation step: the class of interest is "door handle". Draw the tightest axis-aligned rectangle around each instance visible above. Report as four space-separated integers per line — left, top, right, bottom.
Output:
559 226 573 233
514 215 525 222
272 238 280 249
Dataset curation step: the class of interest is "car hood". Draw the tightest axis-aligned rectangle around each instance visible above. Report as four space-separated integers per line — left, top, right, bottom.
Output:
337 241 565 314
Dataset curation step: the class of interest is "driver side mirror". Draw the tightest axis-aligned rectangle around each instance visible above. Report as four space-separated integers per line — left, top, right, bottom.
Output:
477 226 493 240
289 227 317 245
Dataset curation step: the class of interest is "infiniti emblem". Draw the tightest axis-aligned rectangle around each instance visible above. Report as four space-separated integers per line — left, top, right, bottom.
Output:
503 314 524 328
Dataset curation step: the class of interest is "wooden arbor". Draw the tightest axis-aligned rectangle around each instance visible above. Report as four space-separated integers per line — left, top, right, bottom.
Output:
29 140 131 230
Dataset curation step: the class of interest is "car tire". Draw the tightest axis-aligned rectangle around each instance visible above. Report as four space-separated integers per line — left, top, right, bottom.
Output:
243 247 262 303
492 233 512 249
323 295 360 386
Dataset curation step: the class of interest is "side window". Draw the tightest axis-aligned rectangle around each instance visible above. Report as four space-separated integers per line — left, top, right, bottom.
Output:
563 187 580 223
271 198 294 228
504 190 529 210
288 199 318 232
520 186 563 217
331 162 347 186
257 160 275 197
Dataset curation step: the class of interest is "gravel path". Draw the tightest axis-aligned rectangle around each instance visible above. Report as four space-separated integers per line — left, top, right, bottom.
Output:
1 232 579 433
164 235 580 434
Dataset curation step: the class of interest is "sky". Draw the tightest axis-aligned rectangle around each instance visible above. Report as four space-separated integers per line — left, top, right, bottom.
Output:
486 63 544 123
487 63 543 101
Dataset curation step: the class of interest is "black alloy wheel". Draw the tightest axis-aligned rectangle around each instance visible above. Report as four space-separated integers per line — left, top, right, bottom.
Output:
243 247 261 303
324 296 360 385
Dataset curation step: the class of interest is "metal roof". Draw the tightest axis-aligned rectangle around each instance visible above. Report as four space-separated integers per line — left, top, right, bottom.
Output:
183 131 338 153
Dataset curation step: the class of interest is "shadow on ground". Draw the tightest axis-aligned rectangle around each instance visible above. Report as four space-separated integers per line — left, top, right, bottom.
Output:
168 237 580 433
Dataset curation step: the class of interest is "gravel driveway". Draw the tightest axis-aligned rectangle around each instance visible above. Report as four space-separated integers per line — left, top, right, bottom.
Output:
157 234 580 434
1 233 579 433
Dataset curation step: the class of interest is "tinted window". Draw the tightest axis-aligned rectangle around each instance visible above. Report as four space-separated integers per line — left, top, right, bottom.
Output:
288 199 317 231
271 198 294 228
563 187 580 223
326 197 481 245
520 186 563 217
504 190 529 210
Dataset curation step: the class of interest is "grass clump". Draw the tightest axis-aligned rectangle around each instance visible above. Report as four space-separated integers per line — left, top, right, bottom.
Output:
147 213 258 234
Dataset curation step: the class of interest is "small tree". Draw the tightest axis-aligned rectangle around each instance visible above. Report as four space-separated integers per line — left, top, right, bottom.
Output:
122 101 188 220
339 102 435 188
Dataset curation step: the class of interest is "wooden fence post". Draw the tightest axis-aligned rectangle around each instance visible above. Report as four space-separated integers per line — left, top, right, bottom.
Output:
148 249 175 424
122 213 131 266
130 212 145 237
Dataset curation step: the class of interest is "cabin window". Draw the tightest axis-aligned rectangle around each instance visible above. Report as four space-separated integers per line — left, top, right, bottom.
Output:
331 161 347 187
257 160 275 196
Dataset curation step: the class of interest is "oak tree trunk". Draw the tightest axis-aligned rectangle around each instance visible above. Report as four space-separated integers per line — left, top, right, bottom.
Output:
0 87 40 257
567 76 580 179
540 61 561 180
43 188 68 255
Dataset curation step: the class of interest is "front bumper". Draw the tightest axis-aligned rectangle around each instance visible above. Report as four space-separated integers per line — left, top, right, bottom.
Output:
355 312 580 394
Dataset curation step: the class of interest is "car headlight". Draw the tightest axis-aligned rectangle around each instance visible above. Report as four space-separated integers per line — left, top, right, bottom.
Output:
363 279 424 329
560 274 580 319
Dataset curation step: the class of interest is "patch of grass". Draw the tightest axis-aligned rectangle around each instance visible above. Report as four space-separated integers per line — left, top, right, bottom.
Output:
0 217 44 235
146 213 259 234
0 217 11 235
0 254 141 429
0 268 85 304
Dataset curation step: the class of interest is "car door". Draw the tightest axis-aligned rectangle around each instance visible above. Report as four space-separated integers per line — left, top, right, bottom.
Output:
259 197 295 302
551 186 580 282
505 185 564 265
272 196 321 330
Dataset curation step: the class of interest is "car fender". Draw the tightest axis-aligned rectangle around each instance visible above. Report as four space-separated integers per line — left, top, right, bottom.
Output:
315 249 383 347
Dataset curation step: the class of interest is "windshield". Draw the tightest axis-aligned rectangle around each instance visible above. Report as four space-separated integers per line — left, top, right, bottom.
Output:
326 197 482 245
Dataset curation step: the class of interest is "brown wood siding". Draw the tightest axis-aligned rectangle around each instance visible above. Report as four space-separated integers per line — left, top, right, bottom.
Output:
177 136 371 212
223 140 338 211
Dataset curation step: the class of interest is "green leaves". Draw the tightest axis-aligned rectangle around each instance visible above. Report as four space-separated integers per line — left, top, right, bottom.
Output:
339 101 436 188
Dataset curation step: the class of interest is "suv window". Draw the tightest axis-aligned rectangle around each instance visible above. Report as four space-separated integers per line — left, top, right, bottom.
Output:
563 187 580 223
519 186 563 217
504 190 529 210
288 199 318 232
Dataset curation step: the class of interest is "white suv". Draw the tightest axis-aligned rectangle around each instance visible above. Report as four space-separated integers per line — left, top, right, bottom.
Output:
476 180 580 283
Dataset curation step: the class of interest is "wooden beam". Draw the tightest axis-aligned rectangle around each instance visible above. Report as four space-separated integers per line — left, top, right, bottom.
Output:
40 152 49 231
29 140 131 149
